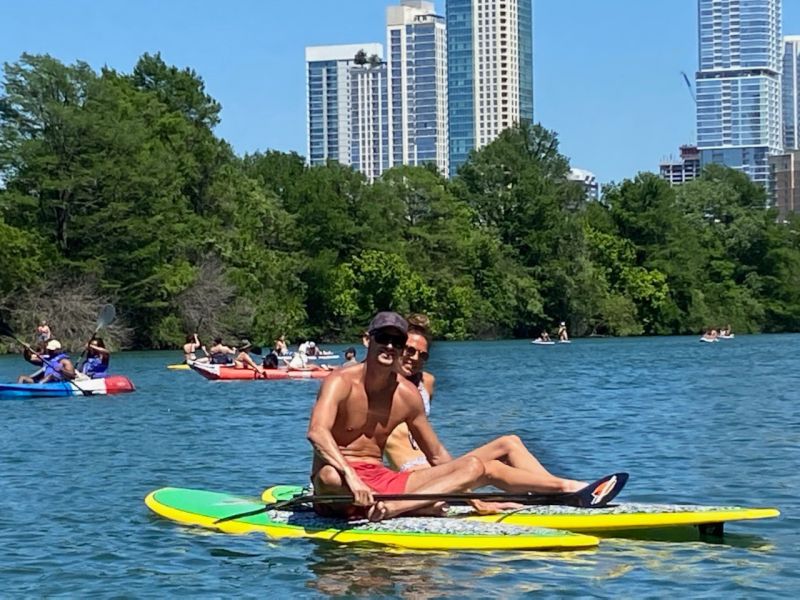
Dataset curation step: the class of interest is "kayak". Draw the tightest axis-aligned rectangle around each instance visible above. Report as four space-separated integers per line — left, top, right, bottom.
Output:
145 487 599 551
263 486 779 540
0 375 135 399
190 361 331 381
167 364 190 370
278 354 340 361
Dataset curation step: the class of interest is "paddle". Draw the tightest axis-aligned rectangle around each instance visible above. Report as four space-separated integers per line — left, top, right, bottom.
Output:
78 304 116 366
213 472 628 524
0 316 86 393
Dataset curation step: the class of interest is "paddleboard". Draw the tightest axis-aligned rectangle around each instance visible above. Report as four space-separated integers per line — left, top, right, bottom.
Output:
699 337 719 343
531 340 555 345
718 334 735 340
167 364 190 370
146 487 599 551
263 486 779 539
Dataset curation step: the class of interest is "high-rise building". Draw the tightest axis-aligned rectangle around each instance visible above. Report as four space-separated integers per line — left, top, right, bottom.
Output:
783 36 800 150
768 150 800 218
350 58 390 181
387 1 449 177
567 168 600 201
305 43 386 179
660 145 702 186
447 0 534 175
696 0 783 189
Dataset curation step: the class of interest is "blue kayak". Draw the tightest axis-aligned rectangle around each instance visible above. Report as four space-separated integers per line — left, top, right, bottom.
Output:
0 376 135 399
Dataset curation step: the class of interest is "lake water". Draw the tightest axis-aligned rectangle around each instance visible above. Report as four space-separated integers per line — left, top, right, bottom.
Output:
1 335 798 597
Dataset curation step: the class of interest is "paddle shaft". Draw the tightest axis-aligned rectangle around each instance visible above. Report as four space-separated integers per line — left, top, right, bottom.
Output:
214 490 574 524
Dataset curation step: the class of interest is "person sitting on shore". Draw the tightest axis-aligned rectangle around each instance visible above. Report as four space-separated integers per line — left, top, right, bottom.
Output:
18 340 76 384
307 311 592 522
183 333 208 364
36 320 51 344
80 337 110 379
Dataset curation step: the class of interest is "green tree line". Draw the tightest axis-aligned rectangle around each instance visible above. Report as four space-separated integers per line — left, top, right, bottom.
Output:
1 53 799 348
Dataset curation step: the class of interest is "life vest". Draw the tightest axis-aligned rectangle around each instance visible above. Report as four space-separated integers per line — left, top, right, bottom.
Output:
82 356 108 379
43 353 70 381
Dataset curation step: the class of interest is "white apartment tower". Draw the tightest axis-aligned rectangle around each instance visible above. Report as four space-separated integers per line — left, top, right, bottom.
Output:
305 43 388 180
386 1 449 177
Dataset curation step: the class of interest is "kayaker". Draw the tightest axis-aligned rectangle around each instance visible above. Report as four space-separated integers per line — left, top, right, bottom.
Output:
183 333 208 364
274 335 288 355
80 337 110 379
18 339 76 384
309 311 532 522
36 319 51 343
209 338 264 374
385 315 586 502
342 347 358 365
557 322 569 342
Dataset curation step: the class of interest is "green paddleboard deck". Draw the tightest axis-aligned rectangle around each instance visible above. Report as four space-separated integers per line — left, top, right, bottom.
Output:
146 487 599 551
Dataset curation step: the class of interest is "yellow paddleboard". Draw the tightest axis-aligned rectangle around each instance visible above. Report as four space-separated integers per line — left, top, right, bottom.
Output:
263 486 779 539
146 487 598 551
166 364 190 370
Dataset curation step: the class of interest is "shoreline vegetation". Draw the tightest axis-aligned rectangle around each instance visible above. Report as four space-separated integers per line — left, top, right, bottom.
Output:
1 52 799 351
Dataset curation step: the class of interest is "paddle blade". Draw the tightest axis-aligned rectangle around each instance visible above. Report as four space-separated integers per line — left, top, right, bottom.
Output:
96 304 116 330
568 472 629 508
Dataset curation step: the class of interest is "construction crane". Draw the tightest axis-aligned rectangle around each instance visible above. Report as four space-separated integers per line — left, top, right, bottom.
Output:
681 71 697 105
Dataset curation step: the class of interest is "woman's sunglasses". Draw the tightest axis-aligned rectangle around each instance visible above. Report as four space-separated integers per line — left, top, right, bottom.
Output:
403 345 429 361
371 330 407 349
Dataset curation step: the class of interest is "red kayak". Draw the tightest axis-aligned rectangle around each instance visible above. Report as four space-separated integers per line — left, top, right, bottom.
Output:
189 361 331 381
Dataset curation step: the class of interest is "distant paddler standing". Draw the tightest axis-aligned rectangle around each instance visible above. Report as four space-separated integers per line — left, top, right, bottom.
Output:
557 322 569 342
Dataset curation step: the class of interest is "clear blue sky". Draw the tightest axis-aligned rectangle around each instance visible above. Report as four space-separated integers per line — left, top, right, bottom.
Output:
2 0 799 183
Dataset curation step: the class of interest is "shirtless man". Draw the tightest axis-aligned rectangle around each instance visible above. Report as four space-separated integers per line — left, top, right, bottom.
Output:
308 311 490 521
385 316 587 496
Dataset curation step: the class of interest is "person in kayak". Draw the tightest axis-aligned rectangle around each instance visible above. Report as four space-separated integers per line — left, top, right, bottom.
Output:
209 338 264 374
342 347 358 365
385 315 585 499
183 333 208 364
557 322 569 342
80 337 110 379
18 339 76 384
274 335 288 356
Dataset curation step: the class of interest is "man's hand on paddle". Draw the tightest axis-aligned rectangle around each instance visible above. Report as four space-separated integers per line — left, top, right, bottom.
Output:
343 469 374 507
469 499 524 515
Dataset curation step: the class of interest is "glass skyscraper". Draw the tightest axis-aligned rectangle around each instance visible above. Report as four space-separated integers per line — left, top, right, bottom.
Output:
305 43 387 181
387 1 449 177
696 0 783 187
447 0 534 175
783 36 800 150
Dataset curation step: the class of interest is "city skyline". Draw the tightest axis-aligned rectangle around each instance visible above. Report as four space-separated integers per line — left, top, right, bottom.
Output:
2 1 800 183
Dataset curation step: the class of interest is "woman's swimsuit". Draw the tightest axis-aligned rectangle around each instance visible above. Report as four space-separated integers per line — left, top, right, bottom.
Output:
399 378 432 472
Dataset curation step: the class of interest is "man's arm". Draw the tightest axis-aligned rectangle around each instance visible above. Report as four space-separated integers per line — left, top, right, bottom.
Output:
405 387 452 466
60 359 77 381
306 374 374 506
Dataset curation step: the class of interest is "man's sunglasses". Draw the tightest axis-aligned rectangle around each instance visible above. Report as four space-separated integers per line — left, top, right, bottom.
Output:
403 345 429 361
371 330 407 349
